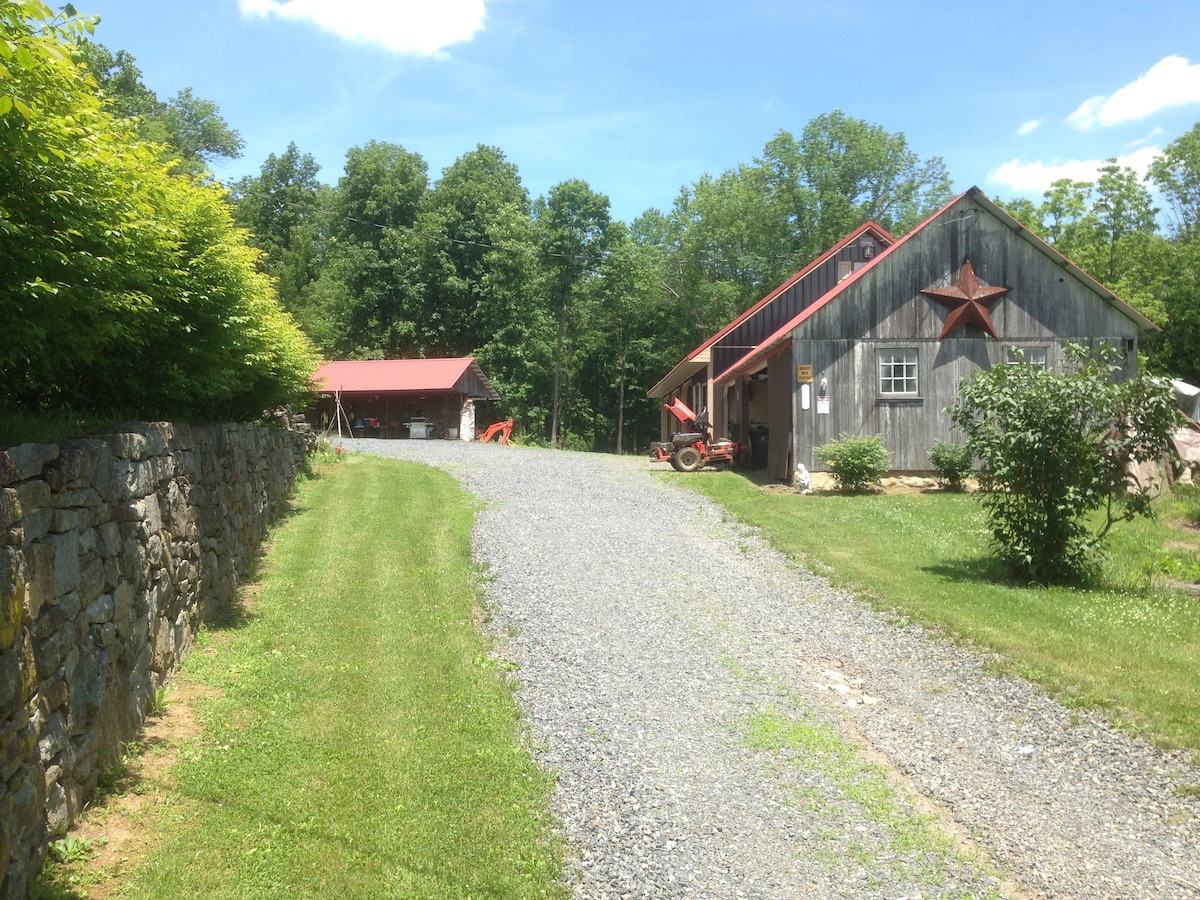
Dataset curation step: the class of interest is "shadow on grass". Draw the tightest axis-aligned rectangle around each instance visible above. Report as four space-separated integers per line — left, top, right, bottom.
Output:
203 548 269 632
922 556 1127 593
26 876 92 900
919 556 1013 586
202 492 312 632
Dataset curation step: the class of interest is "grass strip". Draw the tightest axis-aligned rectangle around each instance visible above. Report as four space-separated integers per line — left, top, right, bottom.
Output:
739 707 1004 897
670 472 1200 752
119 454 566 899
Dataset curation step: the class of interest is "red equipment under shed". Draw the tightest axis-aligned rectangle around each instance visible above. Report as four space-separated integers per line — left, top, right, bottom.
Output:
649 398 745 472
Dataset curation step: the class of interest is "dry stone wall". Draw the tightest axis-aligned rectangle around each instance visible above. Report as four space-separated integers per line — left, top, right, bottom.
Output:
0 422 311 898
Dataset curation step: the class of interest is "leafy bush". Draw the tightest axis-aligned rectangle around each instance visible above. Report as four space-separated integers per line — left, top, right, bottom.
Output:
950 344 1182 584
928 439 974 491
0 4 317 423
814 433 890 492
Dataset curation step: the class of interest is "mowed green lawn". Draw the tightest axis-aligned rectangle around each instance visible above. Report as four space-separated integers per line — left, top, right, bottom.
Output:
671 472 1200 753
109 454 566 899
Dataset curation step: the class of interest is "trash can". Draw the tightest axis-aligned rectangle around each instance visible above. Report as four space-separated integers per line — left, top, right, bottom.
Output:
750 425 769 468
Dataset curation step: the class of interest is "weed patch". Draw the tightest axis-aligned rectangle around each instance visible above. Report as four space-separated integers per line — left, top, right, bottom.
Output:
739 707 1002 896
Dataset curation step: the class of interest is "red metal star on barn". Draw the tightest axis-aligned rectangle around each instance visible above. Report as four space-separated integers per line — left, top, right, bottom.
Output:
921 258 1010 340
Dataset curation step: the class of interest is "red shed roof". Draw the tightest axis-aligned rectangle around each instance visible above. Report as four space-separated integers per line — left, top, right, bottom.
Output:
313 358 500 400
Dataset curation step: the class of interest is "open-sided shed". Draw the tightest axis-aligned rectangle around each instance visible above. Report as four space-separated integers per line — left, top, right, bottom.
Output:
313 357 500 439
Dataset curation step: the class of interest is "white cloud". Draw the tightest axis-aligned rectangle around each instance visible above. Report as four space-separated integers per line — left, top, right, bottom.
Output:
989 146 1162 194
238 0 488 56
1128 126 1166 149
1017 118 1044 136
1068 55 1200 129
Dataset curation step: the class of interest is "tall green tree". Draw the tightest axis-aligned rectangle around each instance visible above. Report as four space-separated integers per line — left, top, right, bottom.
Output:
74 38 158 118
334 140 427 246
405 146 553 430
325 141 429 357
1090 163 1159 284
76 39 244 176
758 111 954 257
534 180 614 446
411 145 535 354
1150 239 1200 385
1149 125 1200 384
1150 122 1200 239
663 166 793 340
574 222 679 453
230 142 329 321
157 86 245 172
1038 178 1094 252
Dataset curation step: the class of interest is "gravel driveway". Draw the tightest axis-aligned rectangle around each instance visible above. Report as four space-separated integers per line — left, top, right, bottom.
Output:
341 439 1199 899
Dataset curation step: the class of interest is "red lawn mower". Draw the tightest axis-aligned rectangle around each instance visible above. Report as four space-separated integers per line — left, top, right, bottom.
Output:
649 398 747 472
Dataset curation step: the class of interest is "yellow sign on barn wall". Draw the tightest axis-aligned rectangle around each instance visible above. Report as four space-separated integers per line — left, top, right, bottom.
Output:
796 365 813 384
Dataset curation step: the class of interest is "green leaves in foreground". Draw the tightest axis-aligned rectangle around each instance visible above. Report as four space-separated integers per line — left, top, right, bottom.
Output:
1 4 316 421
123 456 565 899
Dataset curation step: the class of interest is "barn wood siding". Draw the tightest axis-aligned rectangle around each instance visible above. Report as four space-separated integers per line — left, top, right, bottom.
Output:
790 198 1143 473
710 233 887 379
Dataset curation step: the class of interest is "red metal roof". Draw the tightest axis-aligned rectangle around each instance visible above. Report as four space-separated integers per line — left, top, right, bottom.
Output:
700 221 896 354
313 358 500 400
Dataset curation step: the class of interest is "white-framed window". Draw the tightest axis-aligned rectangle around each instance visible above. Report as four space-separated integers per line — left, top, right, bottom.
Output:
879 348 919 396
1006 346 1048 371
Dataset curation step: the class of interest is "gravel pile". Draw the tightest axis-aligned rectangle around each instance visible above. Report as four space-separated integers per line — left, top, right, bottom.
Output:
341 438 1200 899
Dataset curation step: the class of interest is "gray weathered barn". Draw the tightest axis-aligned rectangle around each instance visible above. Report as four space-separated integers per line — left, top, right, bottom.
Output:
648 187 1157 481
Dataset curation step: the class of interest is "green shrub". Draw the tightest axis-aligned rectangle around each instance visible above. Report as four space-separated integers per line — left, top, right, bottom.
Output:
0 5 317 423
950 343 1182 584
814 433 890 492
928 439 974 491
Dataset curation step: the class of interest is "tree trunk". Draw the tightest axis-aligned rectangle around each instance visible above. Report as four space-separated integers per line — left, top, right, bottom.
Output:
616 327 628 454
550 302 567 447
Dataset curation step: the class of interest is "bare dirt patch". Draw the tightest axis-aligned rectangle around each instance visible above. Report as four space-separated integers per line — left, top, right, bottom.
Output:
40 676 219 898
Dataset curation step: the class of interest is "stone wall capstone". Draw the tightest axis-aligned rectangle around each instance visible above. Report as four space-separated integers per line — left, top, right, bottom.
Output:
0 421 311 898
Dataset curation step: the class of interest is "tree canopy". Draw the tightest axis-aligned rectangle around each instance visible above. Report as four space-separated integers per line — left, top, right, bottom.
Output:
11 3 1200 451
998 145 1200 385
76 38 245 176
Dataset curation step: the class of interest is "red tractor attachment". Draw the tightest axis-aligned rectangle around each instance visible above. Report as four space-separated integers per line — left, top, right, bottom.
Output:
649 398 746 472
477 419 514 444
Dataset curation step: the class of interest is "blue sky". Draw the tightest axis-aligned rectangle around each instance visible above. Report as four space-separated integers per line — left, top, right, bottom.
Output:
84 0 1200 224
